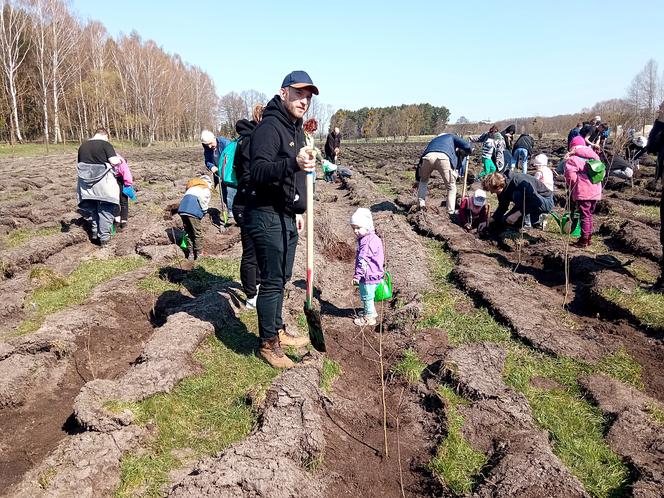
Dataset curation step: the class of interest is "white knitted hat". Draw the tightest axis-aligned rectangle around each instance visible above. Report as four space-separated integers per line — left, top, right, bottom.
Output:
350 208 374 231
533 153 548 167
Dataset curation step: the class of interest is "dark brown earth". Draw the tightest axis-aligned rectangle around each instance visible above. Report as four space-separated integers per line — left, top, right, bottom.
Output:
1 139 663 497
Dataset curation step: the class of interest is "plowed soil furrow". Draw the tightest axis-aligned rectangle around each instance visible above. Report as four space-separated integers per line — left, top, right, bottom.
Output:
2 141 663 497
0 270 157 494
0 146 220 493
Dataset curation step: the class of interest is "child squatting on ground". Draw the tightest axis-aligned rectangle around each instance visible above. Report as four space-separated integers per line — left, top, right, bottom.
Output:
177 175 213 260
350 208 385 326
456 188 489 233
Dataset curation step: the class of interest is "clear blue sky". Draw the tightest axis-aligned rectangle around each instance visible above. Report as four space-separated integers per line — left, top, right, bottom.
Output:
72 0 663 122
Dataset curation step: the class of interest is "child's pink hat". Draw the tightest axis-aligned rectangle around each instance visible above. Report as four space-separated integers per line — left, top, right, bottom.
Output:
570 136 585 148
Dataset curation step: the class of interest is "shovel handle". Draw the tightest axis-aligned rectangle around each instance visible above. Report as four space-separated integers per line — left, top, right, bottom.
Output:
306 171 314 308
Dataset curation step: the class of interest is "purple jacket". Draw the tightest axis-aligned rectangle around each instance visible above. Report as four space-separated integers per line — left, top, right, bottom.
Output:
564 145 602 201
354 231 385 284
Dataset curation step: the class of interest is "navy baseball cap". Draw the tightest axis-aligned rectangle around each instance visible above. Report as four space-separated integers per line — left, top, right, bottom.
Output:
281 70 319 95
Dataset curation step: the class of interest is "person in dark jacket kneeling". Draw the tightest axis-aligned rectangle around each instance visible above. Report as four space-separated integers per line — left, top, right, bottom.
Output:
482 170 554 232
244 70 317 368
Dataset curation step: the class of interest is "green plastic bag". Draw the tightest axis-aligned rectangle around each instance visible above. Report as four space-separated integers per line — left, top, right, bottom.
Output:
180 234 189 249
549 211 581 237
322 160 337 174
586 159 606 184
374 271 393 302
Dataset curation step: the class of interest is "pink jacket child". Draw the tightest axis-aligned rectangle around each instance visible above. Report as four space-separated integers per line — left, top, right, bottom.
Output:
112 154 136 227
564 136 602 247
350 208 385 326
114 155 133 186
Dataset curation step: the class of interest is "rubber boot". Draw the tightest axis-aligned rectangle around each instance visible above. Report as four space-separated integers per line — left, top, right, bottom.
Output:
259 336 294 369
572 234 590 248
278 326 309 347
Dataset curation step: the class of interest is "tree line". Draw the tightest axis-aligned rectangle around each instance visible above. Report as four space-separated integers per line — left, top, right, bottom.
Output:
1 0 221 145
450 59 664 140
330 103 450 141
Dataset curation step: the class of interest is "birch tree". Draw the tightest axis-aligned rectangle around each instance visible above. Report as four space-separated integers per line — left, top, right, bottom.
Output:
0 0 30 142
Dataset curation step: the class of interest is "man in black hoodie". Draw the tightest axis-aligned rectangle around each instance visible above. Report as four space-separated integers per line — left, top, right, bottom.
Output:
244 70 318 368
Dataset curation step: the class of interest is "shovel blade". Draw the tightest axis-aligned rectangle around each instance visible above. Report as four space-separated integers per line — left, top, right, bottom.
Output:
304 302 326 352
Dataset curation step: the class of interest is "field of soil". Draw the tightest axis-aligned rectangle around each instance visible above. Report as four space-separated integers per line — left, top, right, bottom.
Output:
0 138 663 497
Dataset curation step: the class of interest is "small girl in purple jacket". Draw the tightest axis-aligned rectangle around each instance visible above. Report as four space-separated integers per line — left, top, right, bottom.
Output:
350 208 385 326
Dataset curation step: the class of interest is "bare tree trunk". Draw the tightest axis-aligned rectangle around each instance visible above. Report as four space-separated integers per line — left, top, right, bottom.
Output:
52 78 62 143
0 2 29 143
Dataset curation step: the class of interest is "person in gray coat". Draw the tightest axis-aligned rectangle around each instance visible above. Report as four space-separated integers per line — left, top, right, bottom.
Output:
77 128 121 245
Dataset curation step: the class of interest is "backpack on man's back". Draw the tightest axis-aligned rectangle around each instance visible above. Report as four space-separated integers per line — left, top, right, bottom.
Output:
219 138 244 187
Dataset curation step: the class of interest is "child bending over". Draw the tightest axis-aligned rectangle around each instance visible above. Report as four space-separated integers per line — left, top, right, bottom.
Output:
178 175 213 260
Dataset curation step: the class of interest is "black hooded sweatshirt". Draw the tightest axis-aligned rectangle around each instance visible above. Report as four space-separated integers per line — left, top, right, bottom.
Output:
512 134 534 154
233 118 257 209
247 95 307 216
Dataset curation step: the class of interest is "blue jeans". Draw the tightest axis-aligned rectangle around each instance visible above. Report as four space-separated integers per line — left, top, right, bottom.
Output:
221 185 237 219
359 282 378 317
512 148 529 174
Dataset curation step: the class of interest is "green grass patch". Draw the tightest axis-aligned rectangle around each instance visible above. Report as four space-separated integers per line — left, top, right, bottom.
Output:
392 349 426 384
137 256 241 298
1 226 61 249
419 235 634 497
320 358 342 393
0 142 80 157
115 312 277 497
0 140 159 158
504 345 632 497
526 388 629 497
16 256 146 335
296 312 308 334
376 183 397 198
137 272 181 295
430 385 486 495
420 241 511 345
636 204 659 220
28 266 67 289
646 404 664 425
37 466 57 490
602 287 664 329
628 263 657 284
140 201 166 216
596 348 644 389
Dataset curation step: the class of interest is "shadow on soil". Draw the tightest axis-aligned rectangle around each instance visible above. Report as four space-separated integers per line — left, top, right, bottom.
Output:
151 266 258 357
292 279 355 319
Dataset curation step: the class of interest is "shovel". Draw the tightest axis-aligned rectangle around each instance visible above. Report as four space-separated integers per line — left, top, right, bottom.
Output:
214 172 229 227
460 156 471 203
304 167 326 352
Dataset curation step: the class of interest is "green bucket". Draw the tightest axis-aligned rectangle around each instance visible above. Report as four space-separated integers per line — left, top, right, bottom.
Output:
550 211 581 237
375 271 393 302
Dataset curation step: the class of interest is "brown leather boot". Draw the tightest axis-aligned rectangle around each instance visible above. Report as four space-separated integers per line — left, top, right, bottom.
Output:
259 336 295 369
278 325 309 348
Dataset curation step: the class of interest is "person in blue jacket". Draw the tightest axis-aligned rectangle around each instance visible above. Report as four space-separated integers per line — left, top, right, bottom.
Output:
417 133 472 214
201 130 234 224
